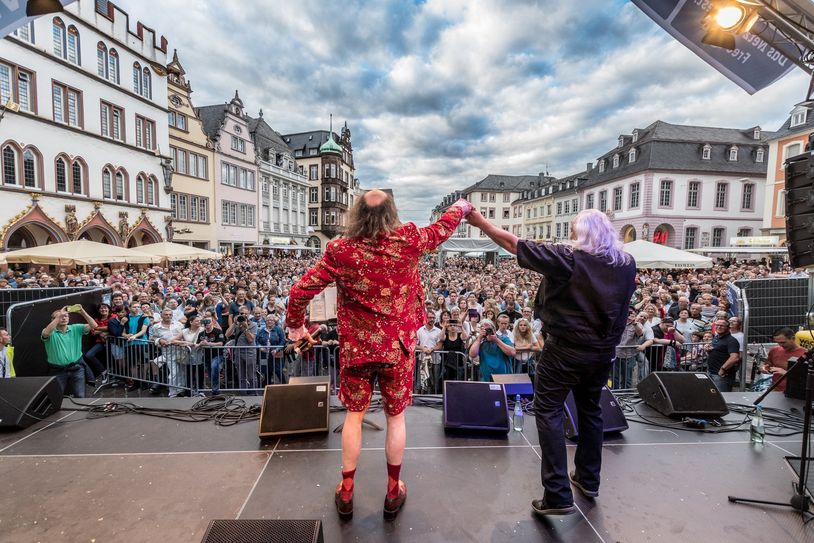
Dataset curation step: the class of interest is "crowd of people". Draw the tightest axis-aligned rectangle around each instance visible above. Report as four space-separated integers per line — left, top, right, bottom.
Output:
0 254 805 397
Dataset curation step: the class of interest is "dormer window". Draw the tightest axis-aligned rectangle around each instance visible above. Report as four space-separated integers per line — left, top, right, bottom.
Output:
632 129 639 143
612 154 619 168
756 148 764 163
598 160 605 173
629 148 637 162
791 108 807 128
618 136 624 148
729 146 738 161
753 127 761 139
702 144 711 160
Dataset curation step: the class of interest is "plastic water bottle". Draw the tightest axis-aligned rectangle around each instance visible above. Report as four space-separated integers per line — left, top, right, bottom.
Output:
513 395 524 432
750 406 765 444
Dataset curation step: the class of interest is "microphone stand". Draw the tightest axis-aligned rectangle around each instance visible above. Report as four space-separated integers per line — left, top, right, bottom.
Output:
728 347 814 522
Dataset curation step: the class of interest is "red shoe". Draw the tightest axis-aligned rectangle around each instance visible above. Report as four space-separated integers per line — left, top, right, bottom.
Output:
335 483 353 520
383 480 406 519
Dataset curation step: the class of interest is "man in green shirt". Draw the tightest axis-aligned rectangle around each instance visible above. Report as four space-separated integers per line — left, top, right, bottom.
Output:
42 305 97 398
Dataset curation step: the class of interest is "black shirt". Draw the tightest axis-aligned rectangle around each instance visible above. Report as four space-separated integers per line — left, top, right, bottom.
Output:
517 240 637 351
198 328 225 363
706 332 740 375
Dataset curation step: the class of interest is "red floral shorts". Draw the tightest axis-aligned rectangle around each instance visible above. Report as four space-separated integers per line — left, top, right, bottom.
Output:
338 361 414 416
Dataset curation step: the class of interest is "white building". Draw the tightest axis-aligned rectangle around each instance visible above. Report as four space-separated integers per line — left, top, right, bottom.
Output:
0 0 171 250
581 121 768 249
248 113 309 247
459 175 539 239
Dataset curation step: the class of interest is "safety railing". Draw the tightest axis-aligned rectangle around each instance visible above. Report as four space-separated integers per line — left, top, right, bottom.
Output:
414 350 472 393
104 337 340 395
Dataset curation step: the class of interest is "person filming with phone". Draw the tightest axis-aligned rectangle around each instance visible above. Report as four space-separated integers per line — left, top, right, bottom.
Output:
468 315 515 382
41 304 98 398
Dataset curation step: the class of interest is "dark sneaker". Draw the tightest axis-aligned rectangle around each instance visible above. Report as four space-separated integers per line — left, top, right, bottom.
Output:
383 480 407 519
531 498 576 516
569 471 599 499
334 486 353 520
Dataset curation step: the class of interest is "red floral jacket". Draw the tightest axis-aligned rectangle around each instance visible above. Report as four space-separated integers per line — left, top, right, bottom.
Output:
287 206 464 367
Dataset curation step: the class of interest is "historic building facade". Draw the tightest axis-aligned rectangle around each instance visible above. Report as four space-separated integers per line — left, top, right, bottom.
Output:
763 102 812 240
165 50 215 249
0 0 170 250
580 121 768 249
459 175 540 239
248 112 309 247
282 122 358 249
198 92 259 255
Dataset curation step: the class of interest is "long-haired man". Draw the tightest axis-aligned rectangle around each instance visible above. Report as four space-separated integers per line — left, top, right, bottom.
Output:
467 208 636 516
287 189 471 519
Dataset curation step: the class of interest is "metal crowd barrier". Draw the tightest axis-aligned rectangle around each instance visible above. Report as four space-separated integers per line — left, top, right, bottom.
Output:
104 337 340 395
414 350 472 393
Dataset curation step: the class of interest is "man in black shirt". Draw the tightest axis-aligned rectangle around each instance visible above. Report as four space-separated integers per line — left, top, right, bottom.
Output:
467 208 636 516
705 319 740 392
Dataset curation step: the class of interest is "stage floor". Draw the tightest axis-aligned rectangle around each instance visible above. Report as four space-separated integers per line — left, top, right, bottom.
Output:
0 392 811 543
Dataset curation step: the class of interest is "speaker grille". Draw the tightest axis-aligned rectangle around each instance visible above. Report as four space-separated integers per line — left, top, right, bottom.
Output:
201 519 324 543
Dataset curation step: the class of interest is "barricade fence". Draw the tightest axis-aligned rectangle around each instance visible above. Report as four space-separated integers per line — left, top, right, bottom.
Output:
104 337 340 395
98 336 777 396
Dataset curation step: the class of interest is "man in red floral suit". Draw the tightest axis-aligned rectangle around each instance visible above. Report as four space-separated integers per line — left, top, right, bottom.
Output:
287 189 471 520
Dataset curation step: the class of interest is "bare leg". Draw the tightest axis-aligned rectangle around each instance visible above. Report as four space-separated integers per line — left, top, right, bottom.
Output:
385 411 406 465
341 408 367 471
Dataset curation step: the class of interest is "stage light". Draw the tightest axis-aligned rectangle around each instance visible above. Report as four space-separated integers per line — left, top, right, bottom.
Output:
716 5 746 30
26 0 64 17
702 1 760 51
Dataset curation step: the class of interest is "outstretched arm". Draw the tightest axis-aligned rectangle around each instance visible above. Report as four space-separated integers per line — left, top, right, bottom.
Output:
416 199 472 253
466 209 519 255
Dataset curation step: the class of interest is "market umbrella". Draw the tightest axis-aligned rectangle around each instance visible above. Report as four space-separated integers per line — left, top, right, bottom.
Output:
3 239 162 266
623 239 713 269
131 241 222 262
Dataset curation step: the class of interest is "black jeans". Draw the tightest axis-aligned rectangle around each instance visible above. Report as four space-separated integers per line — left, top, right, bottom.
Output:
534 338 613 506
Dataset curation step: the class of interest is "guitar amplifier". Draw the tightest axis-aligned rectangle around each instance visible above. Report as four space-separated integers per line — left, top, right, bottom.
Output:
259 376 330 438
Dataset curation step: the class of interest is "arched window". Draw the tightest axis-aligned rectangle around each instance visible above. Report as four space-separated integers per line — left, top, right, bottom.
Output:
23 149 36 188
55 157 68 192
71 160 83 194
102 168 112 199
136 174 145 204
97 42 108 78
67 26 80 65
108 49 119 84
2 145 17 185
147 176 156 205
132 62 142 94
115 171 125 201
142 67 151 99
52 18 66 59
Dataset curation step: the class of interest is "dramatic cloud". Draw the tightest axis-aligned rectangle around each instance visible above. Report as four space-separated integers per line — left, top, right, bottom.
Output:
121 0 809 224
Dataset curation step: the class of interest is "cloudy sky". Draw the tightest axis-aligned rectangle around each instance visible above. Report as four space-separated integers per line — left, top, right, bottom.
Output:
121 0 809 224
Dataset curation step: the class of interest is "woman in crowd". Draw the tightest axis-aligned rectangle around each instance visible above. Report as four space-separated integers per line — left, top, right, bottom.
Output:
432 295 448 318
435 317 468 382
83 303 112 383
512 318 542 374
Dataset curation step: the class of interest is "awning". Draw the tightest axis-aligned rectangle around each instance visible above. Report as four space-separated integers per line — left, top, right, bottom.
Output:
130 241 223 261
3 240 162 266
688 246 789 255
623 239 712 269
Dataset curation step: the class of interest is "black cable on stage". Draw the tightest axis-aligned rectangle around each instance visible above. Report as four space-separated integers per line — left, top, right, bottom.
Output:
65 395 263 427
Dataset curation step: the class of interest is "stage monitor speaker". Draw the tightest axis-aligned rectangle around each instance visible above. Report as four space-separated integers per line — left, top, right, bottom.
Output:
0 376 63 430
563 386 628 440
443 380 510 433
259 376 330 438
492 373 533 397
637 372 728 418
201 519 324 543
785 151 814 268
785 358 806 400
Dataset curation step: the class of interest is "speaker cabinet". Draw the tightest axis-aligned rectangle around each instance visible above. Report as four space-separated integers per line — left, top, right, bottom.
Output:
637 372 728 418
0 376 63 430
563 386 628 440
259 376 330 438
443 380 510 433
201 519 324 543
785 152 814 268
